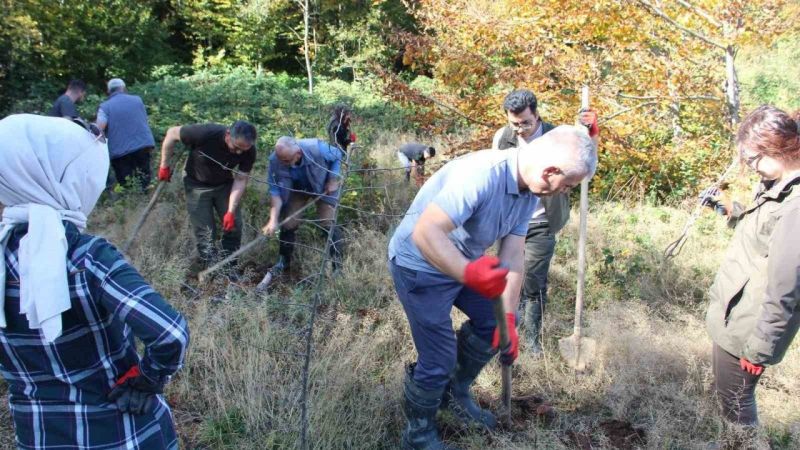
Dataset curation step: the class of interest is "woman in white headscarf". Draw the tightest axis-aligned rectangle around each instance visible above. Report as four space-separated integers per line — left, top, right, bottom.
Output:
0 115 189 450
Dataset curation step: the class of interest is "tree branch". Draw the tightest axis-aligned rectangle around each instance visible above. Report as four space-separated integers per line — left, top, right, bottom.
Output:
600 101 660 123
428 95 495 128
635 0 726 50
617 93 721 102
283 23 303 42
676 0 722 28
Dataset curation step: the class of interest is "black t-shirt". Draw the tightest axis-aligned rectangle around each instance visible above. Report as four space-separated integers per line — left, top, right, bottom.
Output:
181 124 256 187
399 143 428 163
48 94 78 118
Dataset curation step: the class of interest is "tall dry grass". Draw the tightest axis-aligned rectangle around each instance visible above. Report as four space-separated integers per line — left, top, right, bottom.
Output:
0 134 798 449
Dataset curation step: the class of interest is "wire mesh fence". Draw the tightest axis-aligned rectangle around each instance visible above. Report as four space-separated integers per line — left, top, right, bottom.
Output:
117 136 448 449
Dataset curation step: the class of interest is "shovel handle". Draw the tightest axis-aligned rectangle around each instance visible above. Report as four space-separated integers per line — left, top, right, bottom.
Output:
492 298 510 350
121 150 187 255
121 181 168 254
574 86 590 339
492 296 512 423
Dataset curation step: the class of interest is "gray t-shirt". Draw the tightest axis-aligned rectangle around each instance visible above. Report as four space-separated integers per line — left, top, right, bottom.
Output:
399 143 429 163
48 94 78 118
388 148 538 274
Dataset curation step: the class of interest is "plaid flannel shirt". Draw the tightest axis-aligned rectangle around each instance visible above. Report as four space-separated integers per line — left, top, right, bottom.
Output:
0 223 189 449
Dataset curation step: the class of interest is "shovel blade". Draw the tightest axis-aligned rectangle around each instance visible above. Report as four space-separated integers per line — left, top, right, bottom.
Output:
558 335 597 371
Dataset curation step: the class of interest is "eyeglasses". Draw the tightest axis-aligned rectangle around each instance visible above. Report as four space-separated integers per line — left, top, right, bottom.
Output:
70 117 106 144
228 141 252 154
509 120 537 131
743 153 763 169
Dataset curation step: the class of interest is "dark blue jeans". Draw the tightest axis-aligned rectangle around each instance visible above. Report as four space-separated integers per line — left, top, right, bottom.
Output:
389 259 498 391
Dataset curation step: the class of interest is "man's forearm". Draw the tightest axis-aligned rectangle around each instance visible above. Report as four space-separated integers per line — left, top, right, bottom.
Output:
227 175 248 213
501 270 523 314
412 204 471 281
159 126 182 167
269 195 283 223
498 235 525 312
160 141 177 167
413 225 468 281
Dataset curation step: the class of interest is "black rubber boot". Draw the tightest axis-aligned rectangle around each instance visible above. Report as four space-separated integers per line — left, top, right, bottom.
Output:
442 321 498 430
402 364 457 450
328 225 344 273
277 227 296 273
524 296 545 355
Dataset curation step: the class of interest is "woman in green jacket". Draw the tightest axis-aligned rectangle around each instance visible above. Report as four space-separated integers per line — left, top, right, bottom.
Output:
703 105 800 425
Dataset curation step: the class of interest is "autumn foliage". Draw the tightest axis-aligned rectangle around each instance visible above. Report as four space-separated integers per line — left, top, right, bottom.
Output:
389 0 796 201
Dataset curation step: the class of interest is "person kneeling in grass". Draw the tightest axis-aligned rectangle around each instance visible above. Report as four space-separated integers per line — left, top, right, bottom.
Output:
0 114 190 449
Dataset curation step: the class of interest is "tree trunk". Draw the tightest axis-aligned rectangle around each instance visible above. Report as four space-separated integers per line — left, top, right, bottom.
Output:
725 45 739 127
666 56 683 142
303 0 313 94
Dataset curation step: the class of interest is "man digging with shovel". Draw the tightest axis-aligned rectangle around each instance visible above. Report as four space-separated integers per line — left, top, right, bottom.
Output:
157 120 257 277
388 126 597 449
258 136 345 289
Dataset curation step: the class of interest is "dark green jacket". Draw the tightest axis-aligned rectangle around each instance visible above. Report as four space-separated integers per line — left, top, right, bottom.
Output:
706 173 800 365
494 123 570 234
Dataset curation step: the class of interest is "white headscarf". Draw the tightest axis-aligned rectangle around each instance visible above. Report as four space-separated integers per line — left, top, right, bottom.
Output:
0 114 109 342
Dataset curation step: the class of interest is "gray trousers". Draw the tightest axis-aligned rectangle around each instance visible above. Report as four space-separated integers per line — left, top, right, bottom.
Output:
183 177 242 263
521 221 556 341
713 344 762 426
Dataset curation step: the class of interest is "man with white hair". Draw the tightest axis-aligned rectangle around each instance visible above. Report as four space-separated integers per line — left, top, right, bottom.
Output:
96 78 156 191
388 126 597 449
261 136 344 283
0 114 189 449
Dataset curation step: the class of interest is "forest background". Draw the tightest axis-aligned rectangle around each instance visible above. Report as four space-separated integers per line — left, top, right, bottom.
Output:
2 1 800 449
4 0 800 199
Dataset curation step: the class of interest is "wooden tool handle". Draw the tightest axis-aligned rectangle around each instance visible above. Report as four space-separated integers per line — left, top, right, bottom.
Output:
574 86 590 338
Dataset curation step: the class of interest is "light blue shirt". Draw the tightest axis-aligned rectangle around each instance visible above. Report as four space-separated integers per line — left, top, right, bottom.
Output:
268 139 342 199
388 148 539 274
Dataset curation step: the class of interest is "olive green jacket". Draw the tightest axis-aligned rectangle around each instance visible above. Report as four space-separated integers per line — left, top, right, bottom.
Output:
706 173 800 365
494 123 570 234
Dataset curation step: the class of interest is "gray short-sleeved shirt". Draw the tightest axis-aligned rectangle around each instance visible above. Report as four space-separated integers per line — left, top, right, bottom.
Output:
388 148 539 274
399 143 429 162
48 94 78 118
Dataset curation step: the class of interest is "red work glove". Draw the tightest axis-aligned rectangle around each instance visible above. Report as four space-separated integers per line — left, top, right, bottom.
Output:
222 212 236 231
492 312 519 365
739 357 764 376
157 166 172 182
349 132 357 143
108 365 164 416
114 365 142 387
579 109 599 138
463 255 509 299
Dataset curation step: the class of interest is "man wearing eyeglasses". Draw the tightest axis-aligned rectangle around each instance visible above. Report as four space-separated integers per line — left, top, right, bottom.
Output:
158 120 257 273
96 78 156 192
492 89 599 355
